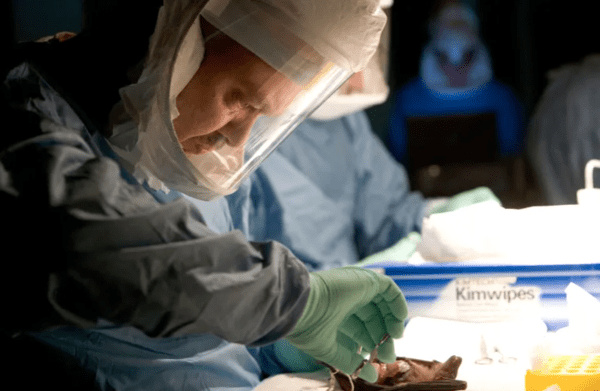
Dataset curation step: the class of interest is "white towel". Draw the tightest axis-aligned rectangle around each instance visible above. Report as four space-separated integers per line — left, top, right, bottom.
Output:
416 203 600 264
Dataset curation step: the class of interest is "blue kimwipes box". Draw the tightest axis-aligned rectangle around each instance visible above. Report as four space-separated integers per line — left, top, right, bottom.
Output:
361 196 600 331
365 262 600 331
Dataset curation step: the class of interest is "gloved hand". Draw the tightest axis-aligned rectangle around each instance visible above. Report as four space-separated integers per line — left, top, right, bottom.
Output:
286 267 407 382
356 232 421 267
426 186 501 215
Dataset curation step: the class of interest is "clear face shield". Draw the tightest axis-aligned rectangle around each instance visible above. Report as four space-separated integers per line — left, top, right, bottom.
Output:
180 5 353 195
109 0 386 200
180 14 352 194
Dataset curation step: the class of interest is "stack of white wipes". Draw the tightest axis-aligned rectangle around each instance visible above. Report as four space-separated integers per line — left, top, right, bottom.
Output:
414 202 600 264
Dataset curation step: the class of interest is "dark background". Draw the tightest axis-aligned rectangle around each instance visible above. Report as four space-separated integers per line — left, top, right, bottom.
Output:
367 0 600 142
4 0 600 140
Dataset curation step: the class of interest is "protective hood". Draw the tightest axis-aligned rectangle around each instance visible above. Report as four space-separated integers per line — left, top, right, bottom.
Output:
107 0 387 200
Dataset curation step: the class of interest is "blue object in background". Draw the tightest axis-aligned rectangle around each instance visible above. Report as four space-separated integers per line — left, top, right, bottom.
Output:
388 77 526 165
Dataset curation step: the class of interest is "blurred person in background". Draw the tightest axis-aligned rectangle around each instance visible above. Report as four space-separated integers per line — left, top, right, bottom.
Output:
388 0 525 166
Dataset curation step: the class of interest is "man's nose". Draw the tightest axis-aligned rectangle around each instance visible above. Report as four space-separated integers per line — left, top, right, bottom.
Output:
222 112 260 147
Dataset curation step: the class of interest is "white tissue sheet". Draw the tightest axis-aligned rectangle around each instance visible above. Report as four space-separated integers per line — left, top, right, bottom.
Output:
416 203 600 264
253 369 339 391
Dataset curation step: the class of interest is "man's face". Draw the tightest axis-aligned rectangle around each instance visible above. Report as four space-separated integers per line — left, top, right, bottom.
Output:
173 31 302 155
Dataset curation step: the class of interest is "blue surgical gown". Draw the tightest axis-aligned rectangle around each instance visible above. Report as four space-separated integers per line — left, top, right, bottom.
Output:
244 112 427 271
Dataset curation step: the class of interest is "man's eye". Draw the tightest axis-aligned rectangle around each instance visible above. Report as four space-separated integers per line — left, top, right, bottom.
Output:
229 90 260 111
225 90 246 111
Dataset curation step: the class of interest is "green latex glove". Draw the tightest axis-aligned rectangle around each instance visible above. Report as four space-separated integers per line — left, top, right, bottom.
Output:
356 232 421 267
286 267 407 382
427 186 501 215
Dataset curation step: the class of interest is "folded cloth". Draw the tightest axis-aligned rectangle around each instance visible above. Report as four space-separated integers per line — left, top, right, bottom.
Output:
253 369 340 391
416 203 599 264
426 187 501 216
